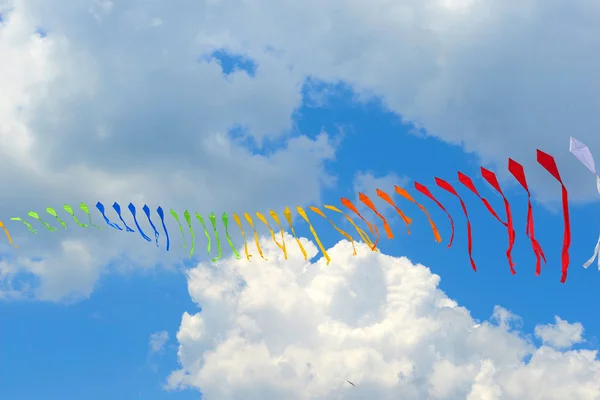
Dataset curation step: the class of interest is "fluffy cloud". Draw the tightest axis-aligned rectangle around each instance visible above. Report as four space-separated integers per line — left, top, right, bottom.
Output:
534 316 585 350
0 0 336 301
167 235 600 399
1 0 599 301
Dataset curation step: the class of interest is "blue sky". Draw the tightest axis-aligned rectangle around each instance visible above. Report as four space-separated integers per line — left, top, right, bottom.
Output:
2 2 600 399
2 54 599 398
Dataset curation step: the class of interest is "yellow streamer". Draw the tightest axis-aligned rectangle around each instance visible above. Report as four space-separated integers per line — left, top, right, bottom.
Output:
310 206 357 256
269 209 289 259
322 205 378 251
297 206 330 265
283 206 308 260
256 211 287 259
244 213 267 260
233 213 252 261
0 220 17 248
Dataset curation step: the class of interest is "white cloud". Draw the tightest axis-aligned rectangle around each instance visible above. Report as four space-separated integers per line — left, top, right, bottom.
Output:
1 0 599 301
534 316 584 350
149 330 170 353
167 235 600 399
0 0 336 301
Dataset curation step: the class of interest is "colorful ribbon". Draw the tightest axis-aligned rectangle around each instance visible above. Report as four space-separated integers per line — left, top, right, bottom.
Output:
63 204 88 228
322 205 376 250
341 197 380 250
10 217 37 234
195 213 213 257
244 213 267 260
458 171 516 274
183 210 195 257
569 137 600 269
169 209 187 249
222 212 241 260
112 202 135 232
297 206 330 265
508 159 546 275
435 177 476 272
394 185 441 243
537 149 571 283
46 207 67 229
129 203 152 243
375 188 412 234
310 206 357 255
96 202 123 230
359 193 394 239
414 181 454 248
0 220 17 248
256 211 287 259
157 206 170 251
208 212 222 262
142 205 160 247
233 212 252 261
27 211 56 232
283 207 308 260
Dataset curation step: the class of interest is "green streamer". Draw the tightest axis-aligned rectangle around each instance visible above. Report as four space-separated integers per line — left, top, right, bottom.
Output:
222 212 241 260
169 209 186 248
63 204 88 227
28 211 56 232
209 212 222 262
80 203 101 229
183 210 195 258
46 207 67 229
10 217 37 233
195 213 212 255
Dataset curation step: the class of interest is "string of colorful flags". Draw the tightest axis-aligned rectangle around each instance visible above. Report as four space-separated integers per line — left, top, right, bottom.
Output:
1 138 599 283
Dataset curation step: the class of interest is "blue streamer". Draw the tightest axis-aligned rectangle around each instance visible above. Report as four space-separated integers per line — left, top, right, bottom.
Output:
112 202 135 232
157 206 170 251
96 202 123 230
142 204 160 247
128 203 151 242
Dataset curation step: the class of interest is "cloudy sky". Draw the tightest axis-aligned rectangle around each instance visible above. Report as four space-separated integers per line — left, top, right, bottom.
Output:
1 0 600 398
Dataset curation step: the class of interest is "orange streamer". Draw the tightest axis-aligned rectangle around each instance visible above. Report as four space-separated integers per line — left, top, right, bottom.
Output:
0 220 17 248
322 205 377 251
340 197 380 250
393 186 441 243
358 193 394 239
375 188 412 234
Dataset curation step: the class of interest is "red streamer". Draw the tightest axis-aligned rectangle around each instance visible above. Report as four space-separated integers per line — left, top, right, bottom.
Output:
435 177 477 272
458 170 516 274
414 181 455 248
536 150 571 283
508 158 546 275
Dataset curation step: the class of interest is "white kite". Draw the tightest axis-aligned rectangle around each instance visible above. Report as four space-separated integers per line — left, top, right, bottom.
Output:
570 137 600 269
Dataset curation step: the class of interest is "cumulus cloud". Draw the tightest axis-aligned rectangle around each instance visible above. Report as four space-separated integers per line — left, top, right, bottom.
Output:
1 0 599 301
0 0 336 301
535 316 584 350
167 235 600 399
